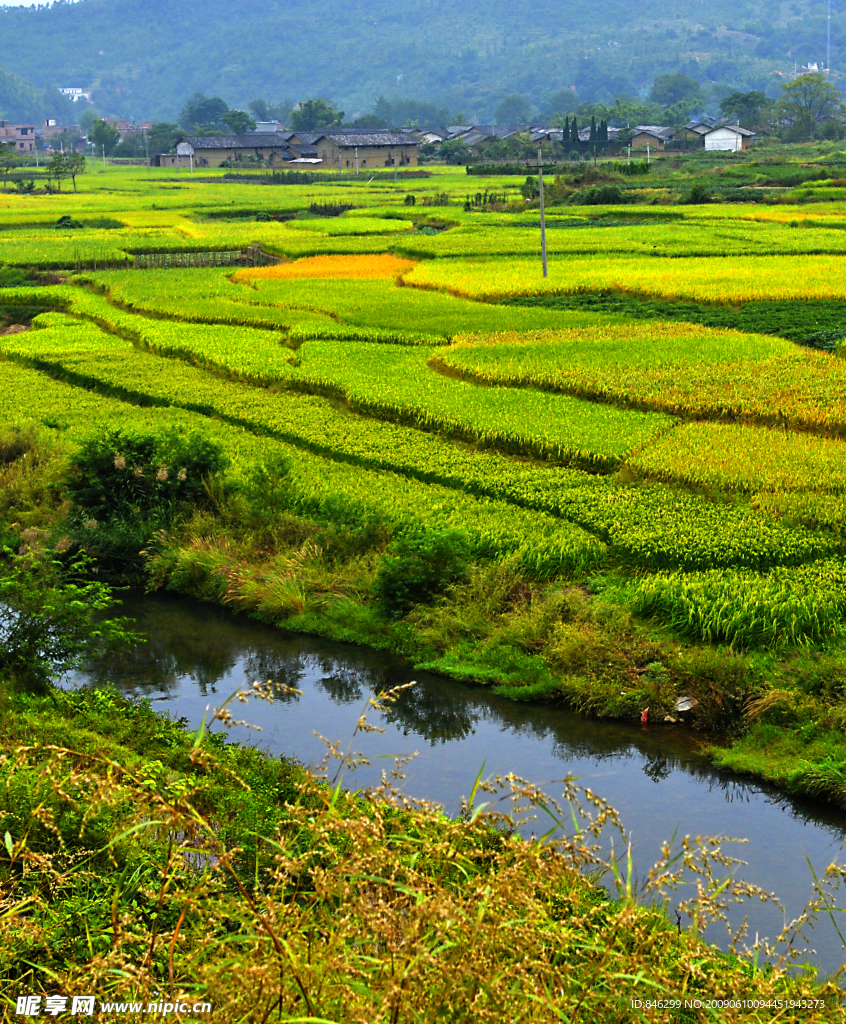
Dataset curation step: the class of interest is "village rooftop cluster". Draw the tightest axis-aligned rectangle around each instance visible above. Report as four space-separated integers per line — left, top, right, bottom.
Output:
0 115 758 171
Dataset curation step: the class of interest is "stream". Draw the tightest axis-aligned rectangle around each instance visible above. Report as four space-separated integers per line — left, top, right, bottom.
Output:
69 592 846 977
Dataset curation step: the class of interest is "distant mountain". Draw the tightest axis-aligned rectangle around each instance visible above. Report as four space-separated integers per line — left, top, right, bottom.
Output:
0 0 839 122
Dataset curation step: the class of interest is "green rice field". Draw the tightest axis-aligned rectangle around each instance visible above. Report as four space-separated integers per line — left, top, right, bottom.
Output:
6 161 846 807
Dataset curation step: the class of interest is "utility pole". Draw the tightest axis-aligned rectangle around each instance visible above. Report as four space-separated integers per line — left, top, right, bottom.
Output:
647 144 650 166
102 144 106 169
355 146 359 174
537 146 547 279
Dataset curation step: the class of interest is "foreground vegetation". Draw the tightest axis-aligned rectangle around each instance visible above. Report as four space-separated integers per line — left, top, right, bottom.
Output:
3 677 846 1022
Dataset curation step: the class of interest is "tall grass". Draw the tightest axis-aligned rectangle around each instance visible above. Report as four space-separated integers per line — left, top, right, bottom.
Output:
632 559 846 649
3 681 845 1022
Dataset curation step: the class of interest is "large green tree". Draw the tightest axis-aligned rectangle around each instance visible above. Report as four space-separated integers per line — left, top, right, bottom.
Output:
289 99 344 131
89 118 121 156
719 90 771 128
777 73 843 140
248 98 293 124
493 94 532 124
179 93 229 131
147 122 182 154
649 73 700 107
222 109 256 134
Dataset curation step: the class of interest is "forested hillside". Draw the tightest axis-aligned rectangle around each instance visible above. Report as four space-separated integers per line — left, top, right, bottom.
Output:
0 62 74 124
0 0 842 124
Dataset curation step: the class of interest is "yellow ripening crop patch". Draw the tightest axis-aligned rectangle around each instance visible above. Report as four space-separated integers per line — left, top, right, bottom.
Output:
235 253 416 282
629 421 846 493
404 254 846 303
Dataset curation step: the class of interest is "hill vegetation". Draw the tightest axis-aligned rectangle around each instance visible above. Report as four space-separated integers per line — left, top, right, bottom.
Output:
0 0 842 123
0 63 75 125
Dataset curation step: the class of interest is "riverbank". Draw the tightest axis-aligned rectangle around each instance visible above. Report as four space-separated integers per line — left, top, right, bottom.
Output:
5 423 846 815
2 677 844 1021
146 499 846 812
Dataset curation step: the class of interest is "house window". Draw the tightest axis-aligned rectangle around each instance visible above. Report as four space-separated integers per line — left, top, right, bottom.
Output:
361 159 367 166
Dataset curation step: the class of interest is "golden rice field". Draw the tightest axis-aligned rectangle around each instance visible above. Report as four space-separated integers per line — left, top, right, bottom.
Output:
234 253 416 280
437 329 846 434
404 253 846 303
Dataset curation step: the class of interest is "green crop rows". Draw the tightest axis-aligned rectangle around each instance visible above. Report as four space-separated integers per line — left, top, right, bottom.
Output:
0 310 833 575
1 166 846 648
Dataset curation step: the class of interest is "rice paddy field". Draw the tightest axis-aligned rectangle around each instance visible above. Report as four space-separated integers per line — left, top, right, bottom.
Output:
7 158 846 805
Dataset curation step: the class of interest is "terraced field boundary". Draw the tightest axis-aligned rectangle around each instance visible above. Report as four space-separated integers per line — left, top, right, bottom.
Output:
2 313 836 574
430 343 846 439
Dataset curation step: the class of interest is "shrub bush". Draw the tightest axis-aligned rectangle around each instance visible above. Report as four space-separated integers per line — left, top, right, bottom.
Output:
374 528 470 618
64 428 229 577
686 183 712 204
66 428 228 522
569 184 626 205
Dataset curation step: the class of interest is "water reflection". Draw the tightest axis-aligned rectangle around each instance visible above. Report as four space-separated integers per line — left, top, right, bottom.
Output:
72 591 846 974
80 592 846 831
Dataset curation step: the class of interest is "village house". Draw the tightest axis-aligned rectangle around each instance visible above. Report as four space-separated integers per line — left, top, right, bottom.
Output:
683 121 714 139
630 126 675 149
0 122 36 152
402 126 448 145
160 129 419 169
312 131 419 168
703 124 756 151
161 133 316 168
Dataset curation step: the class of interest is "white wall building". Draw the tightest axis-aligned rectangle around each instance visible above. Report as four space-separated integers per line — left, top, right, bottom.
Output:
703 125 756 152
59 88 92 103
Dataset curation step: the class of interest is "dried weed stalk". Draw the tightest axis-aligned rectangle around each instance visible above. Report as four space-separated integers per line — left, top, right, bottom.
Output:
1 683 845 1023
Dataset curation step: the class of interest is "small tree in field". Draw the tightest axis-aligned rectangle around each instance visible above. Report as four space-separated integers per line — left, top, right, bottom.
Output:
0 143 21 190
47 151 69 191
65 151 86 192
